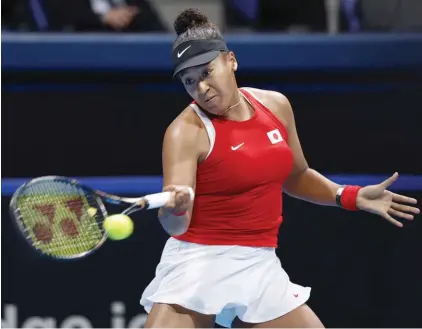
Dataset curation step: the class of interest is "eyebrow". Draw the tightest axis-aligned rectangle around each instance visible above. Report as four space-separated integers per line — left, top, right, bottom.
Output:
180 64 211 79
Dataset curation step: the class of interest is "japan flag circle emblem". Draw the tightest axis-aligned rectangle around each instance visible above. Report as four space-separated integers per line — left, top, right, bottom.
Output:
267 129 283 144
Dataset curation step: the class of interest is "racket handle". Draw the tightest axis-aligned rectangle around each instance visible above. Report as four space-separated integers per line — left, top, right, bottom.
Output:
144 187 195 210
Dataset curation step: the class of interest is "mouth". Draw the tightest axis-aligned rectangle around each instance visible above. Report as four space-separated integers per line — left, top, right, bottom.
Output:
205 96 216 103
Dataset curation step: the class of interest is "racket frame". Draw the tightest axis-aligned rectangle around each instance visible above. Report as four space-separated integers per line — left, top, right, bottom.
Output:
9 176 111 260
9 175 184 260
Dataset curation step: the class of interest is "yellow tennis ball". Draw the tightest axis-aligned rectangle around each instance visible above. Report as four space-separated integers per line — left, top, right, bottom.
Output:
87 207 97 217
103 214 134 240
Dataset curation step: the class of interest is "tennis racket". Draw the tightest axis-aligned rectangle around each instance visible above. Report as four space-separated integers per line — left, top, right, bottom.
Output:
9 176 194 260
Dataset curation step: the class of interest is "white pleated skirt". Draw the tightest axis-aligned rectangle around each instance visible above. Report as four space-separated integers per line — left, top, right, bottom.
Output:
140 237 311 328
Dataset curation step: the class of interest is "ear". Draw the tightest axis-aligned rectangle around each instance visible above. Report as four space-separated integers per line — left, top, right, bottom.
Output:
233 61 238 72
228 52 238 72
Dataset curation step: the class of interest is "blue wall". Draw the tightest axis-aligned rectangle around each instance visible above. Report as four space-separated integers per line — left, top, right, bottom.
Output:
3 33 422 70
2 175 422 196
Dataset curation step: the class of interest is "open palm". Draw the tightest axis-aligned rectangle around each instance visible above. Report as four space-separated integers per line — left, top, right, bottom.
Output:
356 173 419 227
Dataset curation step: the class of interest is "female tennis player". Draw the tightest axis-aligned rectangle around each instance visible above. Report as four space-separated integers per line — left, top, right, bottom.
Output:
140 8 419 328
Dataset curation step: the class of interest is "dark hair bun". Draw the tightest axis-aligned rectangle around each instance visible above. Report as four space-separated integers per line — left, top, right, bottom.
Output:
173 8 211 36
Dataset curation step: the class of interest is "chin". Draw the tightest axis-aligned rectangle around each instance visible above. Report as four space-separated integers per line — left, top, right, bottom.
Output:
202 102 225 116
204 96 225 113
206 106 227 116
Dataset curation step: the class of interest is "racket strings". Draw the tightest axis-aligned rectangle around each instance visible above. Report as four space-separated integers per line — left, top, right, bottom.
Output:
17 180 106 257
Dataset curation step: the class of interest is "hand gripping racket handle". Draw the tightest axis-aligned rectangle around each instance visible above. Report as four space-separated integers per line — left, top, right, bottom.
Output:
144 187 195 209
122 187 195 215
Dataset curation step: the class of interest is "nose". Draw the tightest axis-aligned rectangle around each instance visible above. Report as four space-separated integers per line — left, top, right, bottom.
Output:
197 80 209 96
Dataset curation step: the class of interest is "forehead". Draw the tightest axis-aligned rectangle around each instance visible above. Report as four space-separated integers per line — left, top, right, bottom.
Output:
180 63 207 77
179 56 222 78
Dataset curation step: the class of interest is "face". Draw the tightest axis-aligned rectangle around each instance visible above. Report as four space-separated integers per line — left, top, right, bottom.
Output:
179 52 238 115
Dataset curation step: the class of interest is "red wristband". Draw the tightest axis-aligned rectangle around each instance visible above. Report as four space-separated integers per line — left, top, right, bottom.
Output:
171 211 187 216
340 185 362 211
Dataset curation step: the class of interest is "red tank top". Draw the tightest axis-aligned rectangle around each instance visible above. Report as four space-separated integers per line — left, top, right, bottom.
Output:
174 88 294 247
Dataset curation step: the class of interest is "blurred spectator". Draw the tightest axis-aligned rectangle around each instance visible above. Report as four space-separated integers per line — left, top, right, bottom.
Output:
359 0 422 32
339 0 422 33
340 0 361 32
88 0 166 32
224 0 259 31
225 0 422 34
1 0 166 32
225 0 327 33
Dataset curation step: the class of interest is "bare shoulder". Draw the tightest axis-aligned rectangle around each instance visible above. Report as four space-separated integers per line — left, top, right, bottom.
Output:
242 87 294 127
164 105 204 145
163 105 210 161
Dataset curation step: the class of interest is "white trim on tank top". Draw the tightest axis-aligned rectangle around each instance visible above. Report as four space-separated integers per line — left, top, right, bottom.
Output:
190 103 216 160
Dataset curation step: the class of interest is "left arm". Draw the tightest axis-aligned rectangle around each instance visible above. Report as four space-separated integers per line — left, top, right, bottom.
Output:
262 90 419 226
285 169 340 207
269 92 340 206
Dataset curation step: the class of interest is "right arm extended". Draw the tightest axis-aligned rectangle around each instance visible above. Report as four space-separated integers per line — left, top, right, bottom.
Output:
157 112 203 236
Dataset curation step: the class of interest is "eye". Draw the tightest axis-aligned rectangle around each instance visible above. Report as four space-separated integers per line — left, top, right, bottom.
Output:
184 78 194 86
202 69 212 78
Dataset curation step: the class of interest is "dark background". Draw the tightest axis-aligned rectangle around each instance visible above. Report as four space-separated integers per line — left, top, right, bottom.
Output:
2 34 422 328
3 69 422 177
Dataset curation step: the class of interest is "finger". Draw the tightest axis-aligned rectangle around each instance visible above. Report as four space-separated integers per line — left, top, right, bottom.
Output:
174 193 184 205
382 212 404 227
162 185 177 192
379 172 399 189
391 202 420 214
180 188 192 198
175 191 190 205
173 187 192 200
164 191 176 208
391 193 418 204
183 192 192 204
172 185 187 192
388 208 414 221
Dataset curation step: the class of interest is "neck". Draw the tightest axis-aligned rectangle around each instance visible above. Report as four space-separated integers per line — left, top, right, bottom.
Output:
220 89 252 121
221 92 242 116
